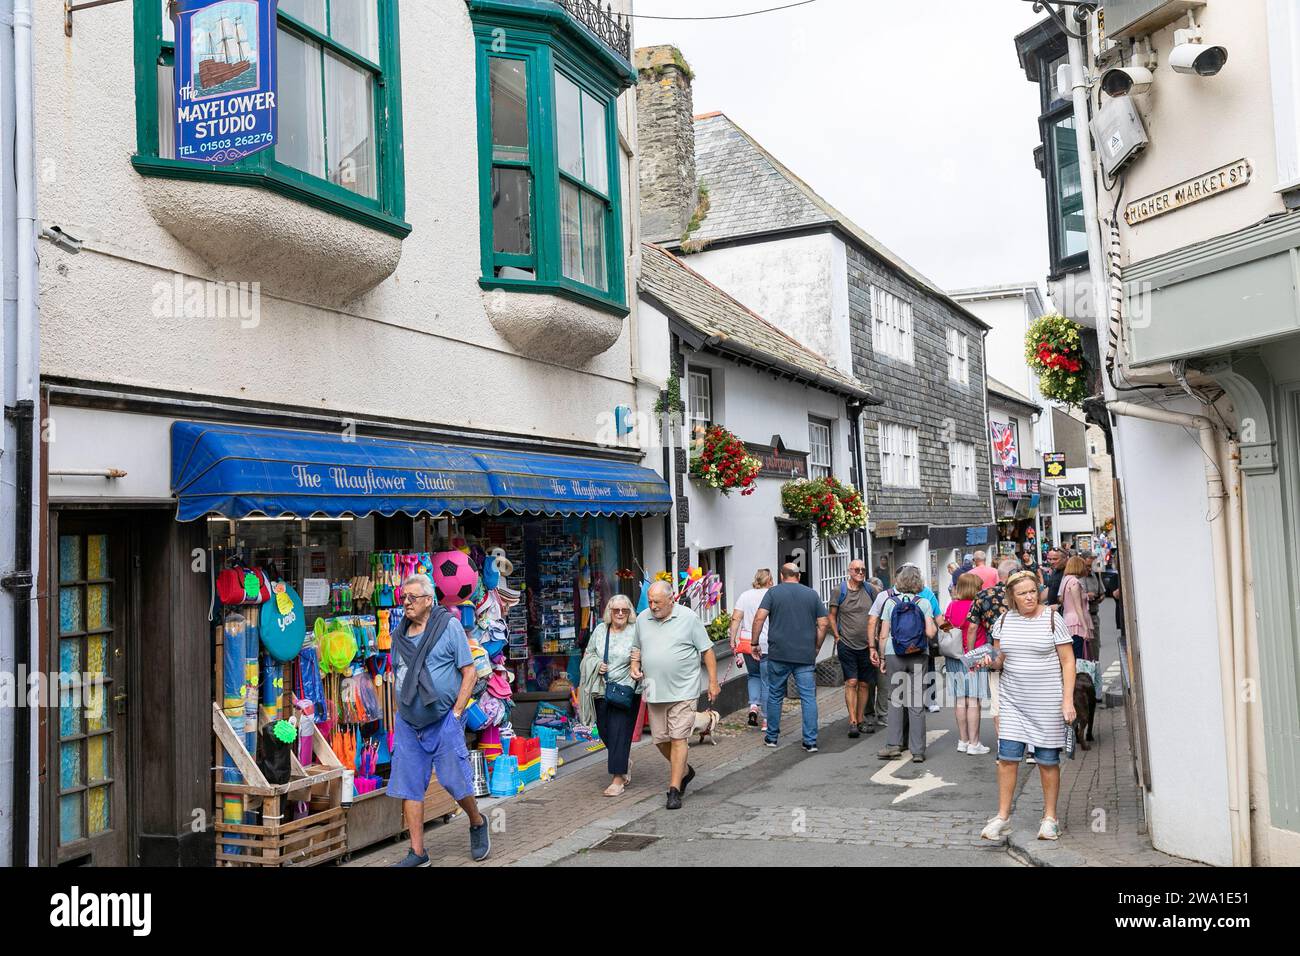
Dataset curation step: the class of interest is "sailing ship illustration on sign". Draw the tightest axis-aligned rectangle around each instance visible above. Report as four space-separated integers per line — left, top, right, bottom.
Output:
192 2 259 96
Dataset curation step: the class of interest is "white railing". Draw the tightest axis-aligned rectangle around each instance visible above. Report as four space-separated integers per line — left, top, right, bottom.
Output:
696 600 723 626
817 534 850 605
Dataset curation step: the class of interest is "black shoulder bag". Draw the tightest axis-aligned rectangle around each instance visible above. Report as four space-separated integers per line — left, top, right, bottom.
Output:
602 627 636 710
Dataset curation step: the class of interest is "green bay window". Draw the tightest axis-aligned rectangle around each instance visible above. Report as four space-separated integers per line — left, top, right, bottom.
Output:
472 2 634 314
134 0 407 236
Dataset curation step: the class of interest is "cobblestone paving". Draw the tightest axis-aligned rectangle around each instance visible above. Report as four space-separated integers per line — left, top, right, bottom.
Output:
702 806 994 850
1029 702 1202 867
346 689 846 867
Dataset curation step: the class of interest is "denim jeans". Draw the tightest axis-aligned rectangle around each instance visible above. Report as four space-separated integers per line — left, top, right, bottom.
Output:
764 660 818 746
744 654 768 709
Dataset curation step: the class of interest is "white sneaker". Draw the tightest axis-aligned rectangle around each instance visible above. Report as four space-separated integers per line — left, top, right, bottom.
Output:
927 704 942 713
980 816 1012 840
957 740 969 753
966 742 990 755
1037 817 1061 841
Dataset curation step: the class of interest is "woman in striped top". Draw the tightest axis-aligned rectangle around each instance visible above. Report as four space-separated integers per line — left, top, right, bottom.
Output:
973 571 1077 842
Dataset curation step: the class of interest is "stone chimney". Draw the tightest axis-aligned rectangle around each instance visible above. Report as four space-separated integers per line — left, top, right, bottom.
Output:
635 45 698 243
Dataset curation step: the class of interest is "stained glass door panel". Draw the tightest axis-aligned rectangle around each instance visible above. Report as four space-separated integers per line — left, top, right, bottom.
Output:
54 526 125 864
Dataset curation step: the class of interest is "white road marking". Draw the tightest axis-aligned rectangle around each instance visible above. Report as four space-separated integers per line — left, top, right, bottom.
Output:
870 729 955 804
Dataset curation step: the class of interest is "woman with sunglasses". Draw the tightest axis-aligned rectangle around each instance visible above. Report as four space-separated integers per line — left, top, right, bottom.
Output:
580 594 641 796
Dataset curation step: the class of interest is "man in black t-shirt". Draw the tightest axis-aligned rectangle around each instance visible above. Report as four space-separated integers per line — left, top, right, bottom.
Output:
1043 548 1068 606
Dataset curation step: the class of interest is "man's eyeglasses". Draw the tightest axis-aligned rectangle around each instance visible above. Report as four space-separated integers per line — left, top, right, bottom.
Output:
849 567 866 574
401 593 430 604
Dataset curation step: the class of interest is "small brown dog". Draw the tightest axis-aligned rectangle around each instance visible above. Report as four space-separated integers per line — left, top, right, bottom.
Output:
1073 672 1096 750
692 709 721 745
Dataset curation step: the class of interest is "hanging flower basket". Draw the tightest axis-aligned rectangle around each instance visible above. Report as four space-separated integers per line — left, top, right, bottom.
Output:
780 476 869 538
1025 313 1089 405
689 425 761 496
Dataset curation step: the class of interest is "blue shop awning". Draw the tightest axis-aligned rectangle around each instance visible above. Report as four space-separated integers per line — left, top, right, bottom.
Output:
170 421 672 521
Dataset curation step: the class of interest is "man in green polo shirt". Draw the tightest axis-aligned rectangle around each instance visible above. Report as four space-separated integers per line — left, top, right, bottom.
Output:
630 581 720 810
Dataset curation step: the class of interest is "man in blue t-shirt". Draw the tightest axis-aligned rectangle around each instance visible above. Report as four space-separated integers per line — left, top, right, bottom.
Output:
751 563 829 752
388 574 490 866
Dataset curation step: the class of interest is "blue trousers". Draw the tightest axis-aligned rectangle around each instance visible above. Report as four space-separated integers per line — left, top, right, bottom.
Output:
744 654 768 710
764 660 818 746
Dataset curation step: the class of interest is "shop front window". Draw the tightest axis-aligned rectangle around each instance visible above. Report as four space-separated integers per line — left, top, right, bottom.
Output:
472 7 631 313
205 511 634 818
134 0 407 236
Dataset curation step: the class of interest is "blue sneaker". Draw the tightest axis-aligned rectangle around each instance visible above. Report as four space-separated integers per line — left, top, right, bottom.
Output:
391 849 429 867
470 820 491 862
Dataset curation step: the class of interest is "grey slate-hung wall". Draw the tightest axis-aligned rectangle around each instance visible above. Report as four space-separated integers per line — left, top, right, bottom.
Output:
848 245 993 527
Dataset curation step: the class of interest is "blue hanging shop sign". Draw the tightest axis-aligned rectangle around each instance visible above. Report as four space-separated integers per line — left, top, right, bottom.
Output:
173 0 278 165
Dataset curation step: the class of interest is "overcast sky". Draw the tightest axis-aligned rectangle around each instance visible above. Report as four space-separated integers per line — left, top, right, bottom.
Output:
633 0 1051 292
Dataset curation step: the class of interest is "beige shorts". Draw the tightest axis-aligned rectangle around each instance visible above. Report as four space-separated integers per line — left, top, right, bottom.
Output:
989 671 1001 717
648 699 698 743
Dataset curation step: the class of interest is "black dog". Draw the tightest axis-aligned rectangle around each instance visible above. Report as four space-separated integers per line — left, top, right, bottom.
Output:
1073 672 1096 750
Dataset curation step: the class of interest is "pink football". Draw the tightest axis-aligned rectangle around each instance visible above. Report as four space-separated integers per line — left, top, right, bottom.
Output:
432 550 479 608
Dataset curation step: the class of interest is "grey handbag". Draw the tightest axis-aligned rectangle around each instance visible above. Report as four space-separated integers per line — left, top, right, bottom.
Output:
938 619 966 660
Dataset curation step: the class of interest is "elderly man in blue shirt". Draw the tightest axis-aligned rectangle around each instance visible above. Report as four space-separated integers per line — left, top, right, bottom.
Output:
388 573 491 866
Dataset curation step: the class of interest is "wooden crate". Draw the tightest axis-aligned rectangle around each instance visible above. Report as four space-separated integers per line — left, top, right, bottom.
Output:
212 702 350 867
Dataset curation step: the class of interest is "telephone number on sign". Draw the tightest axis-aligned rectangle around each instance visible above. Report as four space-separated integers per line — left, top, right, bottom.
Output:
197 132 273 153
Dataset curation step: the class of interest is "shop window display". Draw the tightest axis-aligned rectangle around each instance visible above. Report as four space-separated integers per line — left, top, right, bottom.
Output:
206 511 636 858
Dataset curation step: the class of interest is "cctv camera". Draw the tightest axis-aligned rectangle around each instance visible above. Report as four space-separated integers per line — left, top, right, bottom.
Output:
1100 66 1153 97
40 225 83 254
1169 41 1227 76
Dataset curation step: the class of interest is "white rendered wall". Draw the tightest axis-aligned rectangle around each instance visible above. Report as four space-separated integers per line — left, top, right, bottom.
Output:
681 232 852 374
35 1 639 450
1113 399 1232 865
681 352 850 606
1104 0 1283 267
961 294 1036 398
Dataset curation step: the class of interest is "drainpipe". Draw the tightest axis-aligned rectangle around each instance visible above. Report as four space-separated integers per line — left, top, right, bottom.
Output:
1067 22 1107 321
845 400 862 561
1219 433 1251 865
7 0 39 869
1106 400 1249 865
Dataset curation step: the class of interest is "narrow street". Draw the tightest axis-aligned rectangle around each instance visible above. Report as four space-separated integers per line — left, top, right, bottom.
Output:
550 701 1019 867
352 602 1192 868
12 0 1299 914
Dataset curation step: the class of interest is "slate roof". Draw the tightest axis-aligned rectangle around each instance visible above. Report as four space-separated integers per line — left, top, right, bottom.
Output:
681 112 990 331
639 243 877 403
987 376 1042 414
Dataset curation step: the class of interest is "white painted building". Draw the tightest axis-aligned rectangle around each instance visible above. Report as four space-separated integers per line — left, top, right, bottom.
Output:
636 50 996 609
1016 2 1300 865
638 243 875 643
30 0 675 866
986 377 1054 561
951 284 1061 471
